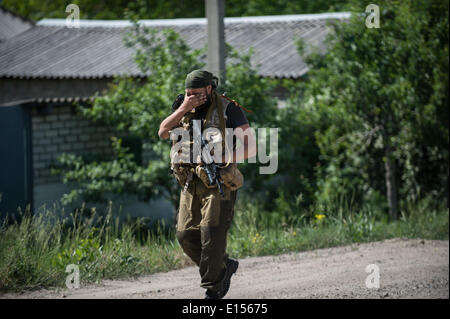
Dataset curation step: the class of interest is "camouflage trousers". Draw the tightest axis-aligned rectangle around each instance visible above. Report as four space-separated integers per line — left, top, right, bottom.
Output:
176 175 237 293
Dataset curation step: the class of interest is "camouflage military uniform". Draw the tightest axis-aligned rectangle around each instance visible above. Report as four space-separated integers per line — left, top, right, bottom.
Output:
170 70 248 296
176 174 237 292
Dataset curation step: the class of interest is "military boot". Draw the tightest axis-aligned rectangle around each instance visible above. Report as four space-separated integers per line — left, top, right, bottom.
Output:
219 258 239 298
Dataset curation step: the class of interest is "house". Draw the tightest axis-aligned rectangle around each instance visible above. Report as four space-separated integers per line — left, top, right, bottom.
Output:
0 6 350 219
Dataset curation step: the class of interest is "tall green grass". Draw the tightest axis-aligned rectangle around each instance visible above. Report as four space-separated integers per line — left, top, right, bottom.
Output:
0 202 188 292
228 195 449 258
0 196 448 292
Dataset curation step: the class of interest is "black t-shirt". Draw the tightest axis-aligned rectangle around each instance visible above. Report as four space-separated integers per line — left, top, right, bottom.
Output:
225 101 249 129
191 101 248 153
175 100 248 163
194 101 249 129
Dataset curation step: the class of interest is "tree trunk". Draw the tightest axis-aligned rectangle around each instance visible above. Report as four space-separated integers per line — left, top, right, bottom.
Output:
384 143 398 220
446 173 449 209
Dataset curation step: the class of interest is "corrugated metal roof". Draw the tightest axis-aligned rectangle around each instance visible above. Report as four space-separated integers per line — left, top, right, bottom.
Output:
0 6 34 42
0 13 349 80
0 96 92 107
37 12 350 27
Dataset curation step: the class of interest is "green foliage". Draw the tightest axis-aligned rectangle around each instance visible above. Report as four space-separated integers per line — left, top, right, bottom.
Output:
53 230 102 275
396 196 450 239
2 0 132 20
84 25 202 140
225 47 279 128
0 202 186 291
223 47 281 200
2 0 351 21
224 52 321 212
54 0 449 218
0 195 447 292
228 193 448 258
54 136 170 204
2 0 449 294
289 0 449 212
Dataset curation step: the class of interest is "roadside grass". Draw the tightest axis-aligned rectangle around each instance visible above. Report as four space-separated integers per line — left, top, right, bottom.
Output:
0 202 188 292
229 196 449 258
0 196 448 292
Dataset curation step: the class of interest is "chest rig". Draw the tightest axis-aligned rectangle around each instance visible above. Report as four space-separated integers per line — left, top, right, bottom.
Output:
170 91 228 189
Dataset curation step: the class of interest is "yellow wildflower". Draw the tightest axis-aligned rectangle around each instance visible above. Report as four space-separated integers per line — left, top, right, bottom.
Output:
252 233 261 243
315 214 326 221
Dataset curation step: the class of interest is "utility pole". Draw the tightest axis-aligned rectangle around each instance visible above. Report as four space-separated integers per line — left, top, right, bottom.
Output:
206 0 226 89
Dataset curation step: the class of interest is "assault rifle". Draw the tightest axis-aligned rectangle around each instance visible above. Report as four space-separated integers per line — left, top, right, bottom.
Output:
191 119 225 197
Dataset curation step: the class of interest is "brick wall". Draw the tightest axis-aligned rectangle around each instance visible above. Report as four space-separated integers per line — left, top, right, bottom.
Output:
31 105 154 186
31 105 117 186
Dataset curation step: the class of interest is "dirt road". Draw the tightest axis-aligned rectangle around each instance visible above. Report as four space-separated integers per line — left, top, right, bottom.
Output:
3 238 449 299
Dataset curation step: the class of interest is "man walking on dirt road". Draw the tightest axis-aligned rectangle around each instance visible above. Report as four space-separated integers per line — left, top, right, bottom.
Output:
158 70 256 299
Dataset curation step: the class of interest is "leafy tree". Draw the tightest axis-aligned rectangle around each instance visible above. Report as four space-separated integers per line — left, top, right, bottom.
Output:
292 0 449 219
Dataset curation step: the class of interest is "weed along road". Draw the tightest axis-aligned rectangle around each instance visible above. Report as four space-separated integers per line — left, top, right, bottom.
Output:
2 239 448 299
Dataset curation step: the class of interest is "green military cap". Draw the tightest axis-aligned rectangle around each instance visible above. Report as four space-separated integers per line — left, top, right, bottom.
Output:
185 69 218 89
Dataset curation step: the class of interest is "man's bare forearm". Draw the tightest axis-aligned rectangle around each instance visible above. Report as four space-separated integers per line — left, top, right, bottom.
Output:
158 107 188 139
